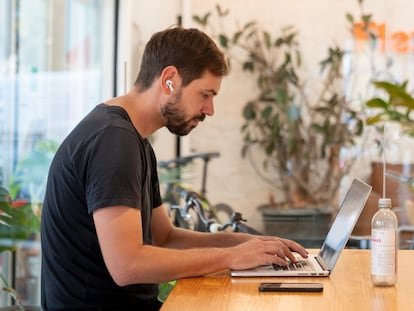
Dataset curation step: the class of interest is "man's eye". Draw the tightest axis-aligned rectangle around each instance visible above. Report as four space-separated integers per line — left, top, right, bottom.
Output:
201 92 210 99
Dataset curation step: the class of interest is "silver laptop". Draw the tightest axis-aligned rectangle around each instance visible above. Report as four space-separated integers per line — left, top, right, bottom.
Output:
231 178 372 277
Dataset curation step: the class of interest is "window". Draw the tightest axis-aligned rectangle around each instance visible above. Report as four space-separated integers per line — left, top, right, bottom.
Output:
0 0 116 306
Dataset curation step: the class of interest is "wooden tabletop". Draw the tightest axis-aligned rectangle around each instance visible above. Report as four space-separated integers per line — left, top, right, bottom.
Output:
161 249 414 311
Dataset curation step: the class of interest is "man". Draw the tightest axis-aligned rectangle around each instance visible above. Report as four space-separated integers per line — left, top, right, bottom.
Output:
40 26 308 311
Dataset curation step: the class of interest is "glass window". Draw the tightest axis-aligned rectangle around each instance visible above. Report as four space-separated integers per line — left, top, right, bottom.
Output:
0 0 116 306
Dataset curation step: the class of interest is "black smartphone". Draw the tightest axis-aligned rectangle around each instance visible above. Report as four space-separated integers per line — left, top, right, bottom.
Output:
258 282 323 292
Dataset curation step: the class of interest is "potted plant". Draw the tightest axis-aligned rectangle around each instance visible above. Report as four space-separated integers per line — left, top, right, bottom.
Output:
0 187 41 311
352 79 414 239
0 139 55 310
193 3 371 245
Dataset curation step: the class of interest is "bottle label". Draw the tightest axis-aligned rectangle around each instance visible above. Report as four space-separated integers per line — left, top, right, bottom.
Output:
371 229 396 275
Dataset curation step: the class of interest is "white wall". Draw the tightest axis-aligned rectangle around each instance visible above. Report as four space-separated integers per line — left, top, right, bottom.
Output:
119 0 414 231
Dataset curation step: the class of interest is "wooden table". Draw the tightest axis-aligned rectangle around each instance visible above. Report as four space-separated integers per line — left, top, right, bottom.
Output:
161 249 414 311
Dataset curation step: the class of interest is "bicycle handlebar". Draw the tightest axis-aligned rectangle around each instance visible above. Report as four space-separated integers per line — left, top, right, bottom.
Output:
218 212 263 235
158 152 220 169
184 194 214 232
171 191 263 234
180 195 263 234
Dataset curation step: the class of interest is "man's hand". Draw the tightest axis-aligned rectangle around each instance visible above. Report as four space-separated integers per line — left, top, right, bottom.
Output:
227 236 308 270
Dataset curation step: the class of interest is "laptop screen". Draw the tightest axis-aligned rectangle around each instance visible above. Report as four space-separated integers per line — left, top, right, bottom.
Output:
318 178 372 271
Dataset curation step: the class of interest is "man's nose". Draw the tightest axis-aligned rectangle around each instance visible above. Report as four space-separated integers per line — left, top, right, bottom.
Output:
201 100 214 116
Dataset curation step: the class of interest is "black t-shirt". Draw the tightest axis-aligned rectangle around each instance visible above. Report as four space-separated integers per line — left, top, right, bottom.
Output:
41 104 163 310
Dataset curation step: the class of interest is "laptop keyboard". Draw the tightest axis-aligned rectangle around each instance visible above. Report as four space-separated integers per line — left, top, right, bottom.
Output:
273 259 313 271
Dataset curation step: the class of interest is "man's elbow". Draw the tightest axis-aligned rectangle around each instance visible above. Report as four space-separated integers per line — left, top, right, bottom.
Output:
110 269 134 287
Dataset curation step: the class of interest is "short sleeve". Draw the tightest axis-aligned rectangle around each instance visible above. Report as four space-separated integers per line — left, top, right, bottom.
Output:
82 126 146 213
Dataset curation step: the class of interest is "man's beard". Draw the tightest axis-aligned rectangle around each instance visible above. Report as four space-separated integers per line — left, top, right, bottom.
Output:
162 90 206 136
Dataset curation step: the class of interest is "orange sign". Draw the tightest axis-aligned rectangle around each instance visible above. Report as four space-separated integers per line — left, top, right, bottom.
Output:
353 22 414 53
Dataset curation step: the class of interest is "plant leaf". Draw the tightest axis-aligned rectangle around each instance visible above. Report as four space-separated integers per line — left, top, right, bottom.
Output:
366 114 387 125
366 98 388 109
243 102 256 120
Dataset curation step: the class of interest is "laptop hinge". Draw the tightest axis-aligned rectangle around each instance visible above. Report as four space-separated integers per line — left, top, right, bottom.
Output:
315 255 330 271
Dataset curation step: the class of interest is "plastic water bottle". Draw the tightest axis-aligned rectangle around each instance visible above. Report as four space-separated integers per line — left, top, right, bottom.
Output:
371 198 398 286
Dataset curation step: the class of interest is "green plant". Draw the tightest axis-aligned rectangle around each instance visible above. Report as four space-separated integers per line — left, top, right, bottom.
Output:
0 186 40 310
366 80 414 137
193 4 370 208
158 280 176 303
0 139 55 309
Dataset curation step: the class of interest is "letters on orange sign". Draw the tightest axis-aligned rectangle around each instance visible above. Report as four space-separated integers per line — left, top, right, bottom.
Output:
353 22 413 53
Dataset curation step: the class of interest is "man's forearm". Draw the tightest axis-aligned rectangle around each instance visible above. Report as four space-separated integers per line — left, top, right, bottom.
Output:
162 227 254 249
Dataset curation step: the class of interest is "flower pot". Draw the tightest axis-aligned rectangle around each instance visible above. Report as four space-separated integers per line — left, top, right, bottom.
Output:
258 205 334 248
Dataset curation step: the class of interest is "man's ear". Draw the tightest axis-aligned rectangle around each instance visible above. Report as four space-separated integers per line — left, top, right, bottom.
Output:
161 66 180 94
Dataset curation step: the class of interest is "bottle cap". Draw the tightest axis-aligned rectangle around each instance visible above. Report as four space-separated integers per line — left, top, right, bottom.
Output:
378 198 392 208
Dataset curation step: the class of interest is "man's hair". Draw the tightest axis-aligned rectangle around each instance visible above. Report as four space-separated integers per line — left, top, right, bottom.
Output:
134 26 229 90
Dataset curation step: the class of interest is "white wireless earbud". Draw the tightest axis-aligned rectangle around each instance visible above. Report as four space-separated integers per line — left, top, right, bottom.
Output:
166 80 174 92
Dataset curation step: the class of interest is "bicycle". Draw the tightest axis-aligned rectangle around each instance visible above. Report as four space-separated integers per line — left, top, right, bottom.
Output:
158 152 234 232
169 189 262 235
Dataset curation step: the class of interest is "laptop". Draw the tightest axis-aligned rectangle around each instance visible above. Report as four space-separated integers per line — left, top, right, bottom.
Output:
231 177 372 277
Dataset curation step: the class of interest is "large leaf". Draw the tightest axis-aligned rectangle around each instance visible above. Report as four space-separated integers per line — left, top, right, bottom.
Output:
373 81 414 109
366 97 388 109
0 186 40 253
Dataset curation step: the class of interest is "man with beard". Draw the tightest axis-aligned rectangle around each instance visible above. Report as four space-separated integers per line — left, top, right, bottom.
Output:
40 26 308 311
